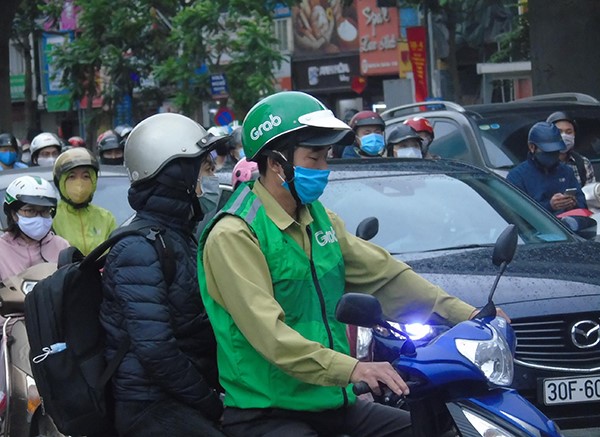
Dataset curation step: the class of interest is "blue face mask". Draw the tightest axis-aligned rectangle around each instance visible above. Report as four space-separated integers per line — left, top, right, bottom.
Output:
0 151 17 166
283 166 331 205
359 133 385 156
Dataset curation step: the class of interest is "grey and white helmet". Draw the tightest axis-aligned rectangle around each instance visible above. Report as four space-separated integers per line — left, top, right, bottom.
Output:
124 113 214 185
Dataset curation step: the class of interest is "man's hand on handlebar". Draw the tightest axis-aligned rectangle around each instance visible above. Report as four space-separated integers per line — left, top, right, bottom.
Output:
350 362 410 397
469 307 511 323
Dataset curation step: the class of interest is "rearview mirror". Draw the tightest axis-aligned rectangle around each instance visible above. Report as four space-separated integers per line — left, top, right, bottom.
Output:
355 217 379 241
492 224 518 267
335 293 383 327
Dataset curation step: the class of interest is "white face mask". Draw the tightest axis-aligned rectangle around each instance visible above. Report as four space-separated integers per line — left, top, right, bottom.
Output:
37 156 57 167
395 147 423 159
561 133 575 152
21 151 31 164
17 215 53 241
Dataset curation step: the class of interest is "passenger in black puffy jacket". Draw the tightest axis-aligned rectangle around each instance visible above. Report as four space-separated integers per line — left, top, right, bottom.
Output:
99 113 225 437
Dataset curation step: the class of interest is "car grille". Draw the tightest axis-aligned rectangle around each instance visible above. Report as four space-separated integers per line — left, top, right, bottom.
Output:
512 313 600 369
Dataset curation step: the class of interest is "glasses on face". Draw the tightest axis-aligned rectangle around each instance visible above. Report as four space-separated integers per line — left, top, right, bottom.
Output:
18 207 54 218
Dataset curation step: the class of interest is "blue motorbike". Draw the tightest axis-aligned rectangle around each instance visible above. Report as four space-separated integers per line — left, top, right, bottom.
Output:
336 225 564 437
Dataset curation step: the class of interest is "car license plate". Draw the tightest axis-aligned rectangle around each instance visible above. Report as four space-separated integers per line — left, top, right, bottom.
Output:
542 374 600 405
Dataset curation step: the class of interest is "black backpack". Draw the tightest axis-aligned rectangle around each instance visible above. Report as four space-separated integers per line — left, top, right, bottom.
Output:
24 221 175 436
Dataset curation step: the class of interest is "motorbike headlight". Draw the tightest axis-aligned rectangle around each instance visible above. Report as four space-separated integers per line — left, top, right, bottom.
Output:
356 327 373 360
455 326 513 386
388 322 447 341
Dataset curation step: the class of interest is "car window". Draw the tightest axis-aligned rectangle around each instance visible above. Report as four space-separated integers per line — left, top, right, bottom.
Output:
429 119 472 162
473 105 600 167
321 172 571 254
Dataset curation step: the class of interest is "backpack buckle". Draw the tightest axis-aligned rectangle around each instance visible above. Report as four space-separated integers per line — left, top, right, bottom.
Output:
145 228 161 241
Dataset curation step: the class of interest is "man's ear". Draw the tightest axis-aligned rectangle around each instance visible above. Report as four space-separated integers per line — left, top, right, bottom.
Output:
267 156 283 175
527 143 537 154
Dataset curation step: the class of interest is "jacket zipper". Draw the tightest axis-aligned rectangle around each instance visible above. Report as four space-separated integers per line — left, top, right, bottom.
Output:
305 225 349 407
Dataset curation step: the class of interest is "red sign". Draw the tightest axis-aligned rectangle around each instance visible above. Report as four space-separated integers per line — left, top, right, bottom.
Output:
406 26 428 102
356 0 400 76
351 76 367 94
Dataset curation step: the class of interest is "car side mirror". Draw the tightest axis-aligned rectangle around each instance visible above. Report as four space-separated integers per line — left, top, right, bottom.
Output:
355 217 379 241
335 293 384 327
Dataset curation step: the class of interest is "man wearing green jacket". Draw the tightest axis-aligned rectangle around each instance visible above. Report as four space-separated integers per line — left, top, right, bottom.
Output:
198 91 488 436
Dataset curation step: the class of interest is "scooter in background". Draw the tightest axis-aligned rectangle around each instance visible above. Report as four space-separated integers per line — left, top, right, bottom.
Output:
0 263 63 437
337 225 564 437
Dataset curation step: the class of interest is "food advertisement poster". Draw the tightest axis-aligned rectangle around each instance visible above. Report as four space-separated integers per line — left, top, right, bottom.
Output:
356 0 400 76
292 0 359 55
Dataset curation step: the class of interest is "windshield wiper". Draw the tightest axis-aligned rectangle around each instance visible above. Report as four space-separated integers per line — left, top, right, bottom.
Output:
388 243 494 256
422 243 495 253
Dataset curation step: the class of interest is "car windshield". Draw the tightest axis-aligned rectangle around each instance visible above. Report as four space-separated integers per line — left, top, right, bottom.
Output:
92 176 134 225
321 171 572 254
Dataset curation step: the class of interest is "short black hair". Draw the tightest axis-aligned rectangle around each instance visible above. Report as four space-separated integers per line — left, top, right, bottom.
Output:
2 201 23 235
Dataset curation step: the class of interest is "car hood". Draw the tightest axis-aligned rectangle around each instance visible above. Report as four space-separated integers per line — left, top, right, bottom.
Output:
398 242 600 318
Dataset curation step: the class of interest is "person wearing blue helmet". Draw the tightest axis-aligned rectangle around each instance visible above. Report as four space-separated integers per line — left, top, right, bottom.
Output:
507 121 586 214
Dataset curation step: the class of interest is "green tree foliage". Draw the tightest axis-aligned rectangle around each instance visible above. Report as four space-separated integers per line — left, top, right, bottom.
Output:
490 6 529 62
0 0 22 132
154 0 284 118
12 0 45 134
47 0 284 138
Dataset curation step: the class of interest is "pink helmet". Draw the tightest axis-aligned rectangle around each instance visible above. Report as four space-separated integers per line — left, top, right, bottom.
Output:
232 157 259 189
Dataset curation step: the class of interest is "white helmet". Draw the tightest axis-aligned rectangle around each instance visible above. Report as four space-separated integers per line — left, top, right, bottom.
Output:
4 176 58 210
30 132 62 157
125 113 213 184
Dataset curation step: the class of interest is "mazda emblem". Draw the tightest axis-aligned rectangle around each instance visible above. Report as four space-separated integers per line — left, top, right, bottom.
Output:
571 320 600 349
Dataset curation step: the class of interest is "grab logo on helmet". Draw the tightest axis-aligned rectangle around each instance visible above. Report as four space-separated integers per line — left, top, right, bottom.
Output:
250 114 282 141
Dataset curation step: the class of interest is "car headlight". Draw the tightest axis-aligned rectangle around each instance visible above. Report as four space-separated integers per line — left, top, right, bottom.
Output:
455 326 513 386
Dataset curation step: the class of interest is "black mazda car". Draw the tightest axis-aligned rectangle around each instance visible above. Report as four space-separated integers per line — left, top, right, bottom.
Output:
320 158 600 430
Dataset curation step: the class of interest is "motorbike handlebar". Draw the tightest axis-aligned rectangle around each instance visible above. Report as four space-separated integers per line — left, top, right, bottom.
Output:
352 380 419 396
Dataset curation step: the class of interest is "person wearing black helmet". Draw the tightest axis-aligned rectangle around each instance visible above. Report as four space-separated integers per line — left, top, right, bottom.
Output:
507 121 586 214
342 110 386 158
0 133 28 171
386 124 424 158
546 111 595 186
98 132 124 165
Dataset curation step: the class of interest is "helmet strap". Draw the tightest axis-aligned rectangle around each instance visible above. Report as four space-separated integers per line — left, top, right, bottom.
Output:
266 150 302 206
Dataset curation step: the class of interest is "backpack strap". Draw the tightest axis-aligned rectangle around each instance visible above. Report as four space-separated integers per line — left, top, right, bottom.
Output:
118 218 176 286
79 219 176 287
571 151 587 185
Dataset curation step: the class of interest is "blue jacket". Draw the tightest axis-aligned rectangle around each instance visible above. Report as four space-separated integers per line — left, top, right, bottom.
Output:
99 161 220 418
507 156 587 214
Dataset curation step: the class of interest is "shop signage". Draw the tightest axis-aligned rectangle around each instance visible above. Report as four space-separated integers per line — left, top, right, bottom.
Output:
292 0 359 55
357 0 400 76
293 55 359 92
406 26 428 102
